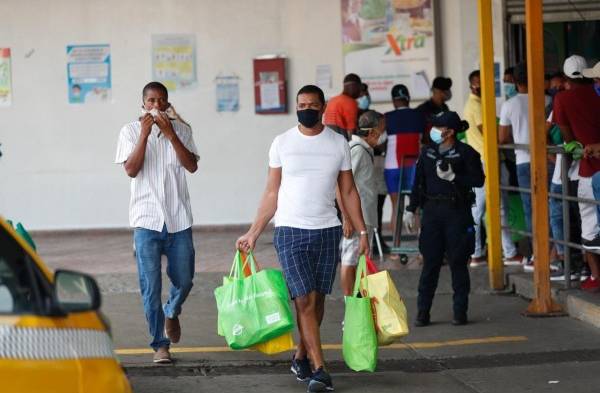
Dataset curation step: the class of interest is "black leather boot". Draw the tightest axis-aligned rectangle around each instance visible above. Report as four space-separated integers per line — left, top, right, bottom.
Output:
414 310 430 327
452 313 468 326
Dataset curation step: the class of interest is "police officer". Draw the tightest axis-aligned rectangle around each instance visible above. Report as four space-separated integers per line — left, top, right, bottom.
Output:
403 111 484 326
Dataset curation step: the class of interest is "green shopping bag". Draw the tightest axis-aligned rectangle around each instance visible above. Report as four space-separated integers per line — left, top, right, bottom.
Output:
217 251 251 337
214 250 294 350
343 255 378 372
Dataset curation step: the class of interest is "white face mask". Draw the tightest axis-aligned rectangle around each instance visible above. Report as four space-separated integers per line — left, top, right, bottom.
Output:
141 107 178 120
377 131 388 146
140 107 177 133
140 108 164 133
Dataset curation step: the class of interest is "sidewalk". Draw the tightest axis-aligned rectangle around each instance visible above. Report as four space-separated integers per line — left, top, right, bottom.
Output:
509 272 600 328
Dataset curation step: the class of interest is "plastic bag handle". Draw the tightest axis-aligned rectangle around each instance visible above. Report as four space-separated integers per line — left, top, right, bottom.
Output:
241 250 259 276
352 255 369 297
229 250 245 279
366 255 378 274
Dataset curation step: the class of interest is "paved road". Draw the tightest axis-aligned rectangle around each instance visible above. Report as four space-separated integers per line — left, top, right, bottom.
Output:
105 287 600 393
128 361 600 393
33 229 600 392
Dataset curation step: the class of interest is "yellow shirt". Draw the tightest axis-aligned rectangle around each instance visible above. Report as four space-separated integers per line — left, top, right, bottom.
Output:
463 93 484 158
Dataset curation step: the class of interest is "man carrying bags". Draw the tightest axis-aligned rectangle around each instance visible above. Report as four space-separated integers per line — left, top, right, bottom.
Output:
237 85 369 392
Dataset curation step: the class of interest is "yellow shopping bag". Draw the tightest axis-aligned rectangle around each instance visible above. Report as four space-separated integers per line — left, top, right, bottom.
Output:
364 265 409 345
252 331 295 355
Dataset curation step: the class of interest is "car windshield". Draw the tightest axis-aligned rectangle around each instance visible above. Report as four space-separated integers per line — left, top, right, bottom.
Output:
0 228 36 314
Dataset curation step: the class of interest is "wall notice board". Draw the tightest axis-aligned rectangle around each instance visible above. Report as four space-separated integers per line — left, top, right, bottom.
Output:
253 57 287 114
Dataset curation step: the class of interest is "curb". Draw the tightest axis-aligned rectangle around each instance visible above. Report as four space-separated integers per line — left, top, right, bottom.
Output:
507 272 600 328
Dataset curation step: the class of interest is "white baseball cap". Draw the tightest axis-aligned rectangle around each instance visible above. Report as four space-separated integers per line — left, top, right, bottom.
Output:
563 55 588 79
583 61 600 79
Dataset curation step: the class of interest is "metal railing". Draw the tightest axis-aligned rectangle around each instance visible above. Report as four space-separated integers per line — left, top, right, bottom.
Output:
498 143 600 289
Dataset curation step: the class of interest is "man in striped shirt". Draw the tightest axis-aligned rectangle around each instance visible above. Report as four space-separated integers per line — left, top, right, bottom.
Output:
115 81 199 364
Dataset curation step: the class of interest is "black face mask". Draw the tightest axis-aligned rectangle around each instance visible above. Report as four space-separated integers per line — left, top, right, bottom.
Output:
472 86 481 96
297 109 321 128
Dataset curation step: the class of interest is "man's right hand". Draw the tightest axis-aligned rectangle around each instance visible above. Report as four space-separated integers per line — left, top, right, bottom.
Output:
236 232 257 253
343 219 354 239
140 113 154 137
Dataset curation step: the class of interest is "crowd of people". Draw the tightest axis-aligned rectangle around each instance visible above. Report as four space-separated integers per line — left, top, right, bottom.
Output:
115 55 600 391
318 56 600 294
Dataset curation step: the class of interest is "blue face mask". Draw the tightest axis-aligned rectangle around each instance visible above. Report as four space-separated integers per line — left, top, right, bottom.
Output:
504 82 517 99
357 95 370 110
430 127 443 144
595 82 600 97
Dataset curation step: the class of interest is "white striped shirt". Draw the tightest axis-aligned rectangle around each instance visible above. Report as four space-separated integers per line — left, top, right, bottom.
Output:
114 120 199 233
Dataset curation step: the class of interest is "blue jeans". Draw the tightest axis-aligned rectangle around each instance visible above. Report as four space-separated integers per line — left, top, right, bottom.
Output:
549 183 564 255
134 225 195 350
516 162 555 235
592 172 600 225
516 163 532 233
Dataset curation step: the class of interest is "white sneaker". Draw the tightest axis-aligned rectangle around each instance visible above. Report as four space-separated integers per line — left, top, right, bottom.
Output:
504 255 526 266
523 258 535 272
470 257 487 268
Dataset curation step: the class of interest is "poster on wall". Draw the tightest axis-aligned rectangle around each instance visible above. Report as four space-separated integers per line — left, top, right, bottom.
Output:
152 34 197 91
215 75 240 112
253 57 287 114
67 44 112 104
341 0 436 102
0 48 12 107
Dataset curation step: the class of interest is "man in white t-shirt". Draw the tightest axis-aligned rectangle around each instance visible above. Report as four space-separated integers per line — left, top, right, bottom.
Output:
236 85 368 392
499 63 551 271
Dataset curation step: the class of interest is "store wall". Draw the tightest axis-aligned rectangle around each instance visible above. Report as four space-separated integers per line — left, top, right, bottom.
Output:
0 0 505 230
0 0 344 230
439 0 506 115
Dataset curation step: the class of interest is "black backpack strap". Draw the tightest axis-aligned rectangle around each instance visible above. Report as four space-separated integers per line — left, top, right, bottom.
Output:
350 143 374 163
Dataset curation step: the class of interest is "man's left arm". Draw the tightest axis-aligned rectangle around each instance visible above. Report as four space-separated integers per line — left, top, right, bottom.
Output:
338 170 370 255
155 113 198 173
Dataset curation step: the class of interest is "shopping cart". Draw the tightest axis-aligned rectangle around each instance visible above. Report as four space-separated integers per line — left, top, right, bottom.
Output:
388 154 420 264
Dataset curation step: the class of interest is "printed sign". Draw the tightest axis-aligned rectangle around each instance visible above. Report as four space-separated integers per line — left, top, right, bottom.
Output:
216 75 240 112
152 34 197 91
67 44 111 104
0 48 12 107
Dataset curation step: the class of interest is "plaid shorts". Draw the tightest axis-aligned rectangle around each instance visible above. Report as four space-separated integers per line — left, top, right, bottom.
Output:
273 226 342 299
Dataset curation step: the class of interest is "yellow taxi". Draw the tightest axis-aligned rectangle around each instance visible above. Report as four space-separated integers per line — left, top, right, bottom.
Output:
0 217 132 393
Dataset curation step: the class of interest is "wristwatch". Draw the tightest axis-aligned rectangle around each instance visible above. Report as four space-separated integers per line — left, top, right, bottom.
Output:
359 230 368 236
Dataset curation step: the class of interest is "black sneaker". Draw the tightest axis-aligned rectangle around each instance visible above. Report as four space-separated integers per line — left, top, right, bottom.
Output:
308 367 334 392
581 265 591 282
452 313 468 326
550 263 580 281
550 260 562 272
414 311 430 327
582 235 600 250
291 355 312 382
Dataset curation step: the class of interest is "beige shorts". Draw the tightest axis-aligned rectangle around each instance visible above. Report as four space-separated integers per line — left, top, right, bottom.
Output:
339 226 374 266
